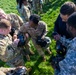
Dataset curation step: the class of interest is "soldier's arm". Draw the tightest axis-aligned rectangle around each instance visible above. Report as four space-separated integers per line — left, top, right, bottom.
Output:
40 21 47 38
59 36 71 47
16 14 23 26
0 67 15 73
58 42 76 75
43 22 47 37
19 23 27 33
0 45 6 56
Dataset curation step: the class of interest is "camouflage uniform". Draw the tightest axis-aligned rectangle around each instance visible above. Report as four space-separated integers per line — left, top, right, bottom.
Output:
0 66 28 75
57 37 76 75
0 34 24 67
0 67 15 75
17 4 31 22
7 13 23 34
0 8 23 35
19 21 50 57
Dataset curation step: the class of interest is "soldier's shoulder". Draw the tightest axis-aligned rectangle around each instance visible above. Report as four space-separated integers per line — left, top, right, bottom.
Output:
38 21 47 25
8 13 17 15
7 13 18 18
23 22 29 27
20 22 29 30
38 21 47 28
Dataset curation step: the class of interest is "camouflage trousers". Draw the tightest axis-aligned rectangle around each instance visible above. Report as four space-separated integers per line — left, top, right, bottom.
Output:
6 54 24 67
33 38 51 57
25 36 51 57
28 39 50 57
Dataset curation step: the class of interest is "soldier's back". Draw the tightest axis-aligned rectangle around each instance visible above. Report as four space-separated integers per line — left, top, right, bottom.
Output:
7 13 23 30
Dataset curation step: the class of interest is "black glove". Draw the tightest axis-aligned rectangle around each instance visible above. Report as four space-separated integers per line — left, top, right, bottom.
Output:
17 33 26 47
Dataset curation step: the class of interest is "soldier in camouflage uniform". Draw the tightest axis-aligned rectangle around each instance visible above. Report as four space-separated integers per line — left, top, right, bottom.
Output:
0 8 35 60
0 8 23 39
17 0 31 22
19 14 51 61
0 19 24 67
54 12 76 75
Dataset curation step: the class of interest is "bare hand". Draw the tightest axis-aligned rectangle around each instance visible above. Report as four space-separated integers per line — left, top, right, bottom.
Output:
13 34 17 41
25 33 29 38
53 34 61 41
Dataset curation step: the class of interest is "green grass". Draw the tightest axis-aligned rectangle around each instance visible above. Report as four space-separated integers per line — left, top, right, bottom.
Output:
0 0 75 75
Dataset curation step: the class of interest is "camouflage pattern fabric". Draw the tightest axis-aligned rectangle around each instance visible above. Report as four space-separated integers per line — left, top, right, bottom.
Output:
58 37 76 75
7 13 23 34
0 34 24 67
17 4 31 22
19 21 50 56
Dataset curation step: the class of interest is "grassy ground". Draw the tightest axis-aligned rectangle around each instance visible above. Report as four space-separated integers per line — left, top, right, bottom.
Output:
0 0 75 75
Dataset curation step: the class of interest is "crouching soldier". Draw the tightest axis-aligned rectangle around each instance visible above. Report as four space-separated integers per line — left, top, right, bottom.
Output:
0 66 30 75
0 19 24 67
19 14 51 61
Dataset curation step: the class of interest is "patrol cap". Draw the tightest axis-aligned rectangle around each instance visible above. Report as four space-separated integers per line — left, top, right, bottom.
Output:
29 14 40 24
0 8 7 19
0 19 11 28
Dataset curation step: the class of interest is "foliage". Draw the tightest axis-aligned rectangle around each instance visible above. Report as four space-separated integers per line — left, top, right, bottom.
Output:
0 0 75 75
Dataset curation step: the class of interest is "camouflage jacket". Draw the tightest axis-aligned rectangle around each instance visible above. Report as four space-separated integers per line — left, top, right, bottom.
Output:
19 21 47 40
7 13 23 34
58 37 76 75
0 34 20 62
17 4 31 22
